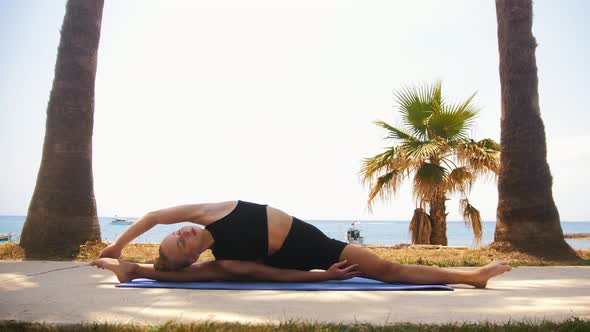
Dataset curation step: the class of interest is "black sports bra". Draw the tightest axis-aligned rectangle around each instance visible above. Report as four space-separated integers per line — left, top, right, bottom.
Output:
204 200 269 261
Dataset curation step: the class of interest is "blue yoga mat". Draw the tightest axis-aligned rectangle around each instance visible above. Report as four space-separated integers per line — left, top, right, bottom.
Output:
116 277 453 291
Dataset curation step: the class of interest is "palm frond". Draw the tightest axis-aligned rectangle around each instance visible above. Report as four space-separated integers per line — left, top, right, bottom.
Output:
446 166 475 196
394 82 443 140
360 146 409 185
374 120 418 142
409 208 432 244
428 94 480 140
401 139 448 161
459 198 483 245
430 81 444 114
446 91 479 116
477 138 501 151
366 170 402 210
455 138 501 177
412 162 448 201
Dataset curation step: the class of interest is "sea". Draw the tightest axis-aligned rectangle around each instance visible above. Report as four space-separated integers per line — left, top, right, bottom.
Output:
1 216 589 249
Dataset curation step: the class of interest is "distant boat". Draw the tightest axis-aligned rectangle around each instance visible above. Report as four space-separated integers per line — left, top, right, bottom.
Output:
0 232 14 242
111 216 134 225
345 221 364 244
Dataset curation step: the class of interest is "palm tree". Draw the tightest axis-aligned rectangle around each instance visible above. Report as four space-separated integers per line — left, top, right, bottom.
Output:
20 0 104 258
361 82 500 245
494 0 575 258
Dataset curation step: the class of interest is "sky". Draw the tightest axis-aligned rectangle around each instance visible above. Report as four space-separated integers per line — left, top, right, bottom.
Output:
1 0 589 221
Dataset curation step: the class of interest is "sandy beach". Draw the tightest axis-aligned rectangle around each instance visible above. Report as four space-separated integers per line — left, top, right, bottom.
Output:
565 233 590 240
1 260 589 325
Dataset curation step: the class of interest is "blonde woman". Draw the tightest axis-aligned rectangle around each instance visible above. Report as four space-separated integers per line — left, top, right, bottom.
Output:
94 200 511 287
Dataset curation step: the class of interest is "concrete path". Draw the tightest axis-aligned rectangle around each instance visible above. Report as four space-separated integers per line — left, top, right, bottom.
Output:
1 261 589 325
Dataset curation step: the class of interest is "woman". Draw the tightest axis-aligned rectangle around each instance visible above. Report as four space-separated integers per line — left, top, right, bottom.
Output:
94 200 511 287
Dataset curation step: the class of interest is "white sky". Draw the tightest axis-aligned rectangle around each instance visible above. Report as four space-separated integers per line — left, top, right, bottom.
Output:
1 1 589 221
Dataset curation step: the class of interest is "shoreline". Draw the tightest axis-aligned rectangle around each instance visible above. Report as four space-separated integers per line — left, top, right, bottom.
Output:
565 232 590 240
3 218 590 250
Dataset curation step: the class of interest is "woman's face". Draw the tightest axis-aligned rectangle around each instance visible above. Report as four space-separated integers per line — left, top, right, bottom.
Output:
160 226 203 268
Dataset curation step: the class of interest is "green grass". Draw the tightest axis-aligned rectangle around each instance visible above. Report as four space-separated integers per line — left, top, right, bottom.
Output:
1 318 590 332
2 241 590 267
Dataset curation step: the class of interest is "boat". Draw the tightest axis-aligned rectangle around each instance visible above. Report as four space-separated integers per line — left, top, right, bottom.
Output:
0 232 14 242
111 216 134 225
345 221 364 244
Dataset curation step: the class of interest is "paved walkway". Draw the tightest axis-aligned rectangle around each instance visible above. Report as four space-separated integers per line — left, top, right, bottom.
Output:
1 261 589 325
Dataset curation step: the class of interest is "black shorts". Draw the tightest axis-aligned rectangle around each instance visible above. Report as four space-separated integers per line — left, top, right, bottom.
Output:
263 217 348 271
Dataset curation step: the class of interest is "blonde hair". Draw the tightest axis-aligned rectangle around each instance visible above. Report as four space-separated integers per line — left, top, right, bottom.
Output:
154 246 180 271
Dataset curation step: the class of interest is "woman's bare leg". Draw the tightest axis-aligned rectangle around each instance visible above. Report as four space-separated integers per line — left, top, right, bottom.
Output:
339 245 511 288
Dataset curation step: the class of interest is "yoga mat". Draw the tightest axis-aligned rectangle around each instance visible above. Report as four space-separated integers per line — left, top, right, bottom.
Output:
116 277 454 291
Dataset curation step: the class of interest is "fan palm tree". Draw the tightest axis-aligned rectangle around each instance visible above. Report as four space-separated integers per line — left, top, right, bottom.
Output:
20 0 104 258
494 0 575 258
361 82 500 245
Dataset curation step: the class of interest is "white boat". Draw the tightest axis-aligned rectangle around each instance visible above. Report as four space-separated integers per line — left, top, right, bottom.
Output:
345 221 364 244
0 232 14 242
111 216 134 225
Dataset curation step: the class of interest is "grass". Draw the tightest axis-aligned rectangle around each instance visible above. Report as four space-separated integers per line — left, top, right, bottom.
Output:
1 241 589 267
1 318 590 332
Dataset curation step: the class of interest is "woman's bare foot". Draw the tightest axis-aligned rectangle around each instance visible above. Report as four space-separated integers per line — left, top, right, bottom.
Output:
470 261 512 288
90 258 138 283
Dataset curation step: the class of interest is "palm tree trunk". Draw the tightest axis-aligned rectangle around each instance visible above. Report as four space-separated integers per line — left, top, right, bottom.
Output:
493 0 575 258
20 0 104 259
429 194 448 245
409 208 432 244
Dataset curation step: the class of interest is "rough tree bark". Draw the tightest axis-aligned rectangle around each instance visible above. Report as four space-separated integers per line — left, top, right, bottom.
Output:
21 0 105 259
493 0 576 258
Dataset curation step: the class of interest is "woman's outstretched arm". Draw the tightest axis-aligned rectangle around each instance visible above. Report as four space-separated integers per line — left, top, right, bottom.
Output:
91 258 361 283
98 204 207 258
90 258 233 282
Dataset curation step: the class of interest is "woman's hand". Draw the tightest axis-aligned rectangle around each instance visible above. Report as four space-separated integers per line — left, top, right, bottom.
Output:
98 243 123 259
325 260 362 280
